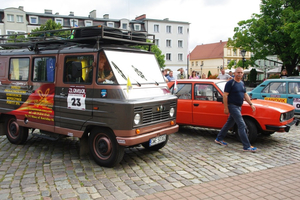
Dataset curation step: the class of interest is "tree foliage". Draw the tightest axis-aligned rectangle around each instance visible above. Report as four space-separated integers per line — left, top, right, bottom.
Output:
30 19 70 38
228 0 300 75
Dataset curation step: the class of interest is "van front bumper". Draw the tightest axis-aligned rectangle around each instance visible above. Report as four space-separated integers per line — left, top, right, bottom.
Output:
265 118 299 132
116 125 179 146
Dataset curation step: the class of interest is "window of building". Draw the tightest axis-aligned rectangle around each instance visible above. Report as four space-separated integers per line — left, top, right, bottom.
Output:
134 24 141 31
33 57 56 82
29 16 38 24
201 61 204 66
55 18 63 26
178 26 183 34
154 24 159 32
9 58 30 81
85 20 93 27
233 50 237 56
196 61 198 66
16 15 23 23
192 62 194 67
7 14 14 22
122 23 128 30
166 25 171 33
178 54 183 61
107 22 114 27
64 55 94 84
178 40 183 48
155 39 159 46
70 19 78 27
7 31 16 35
227 49 231 56
166 53 171 61
166 39 171 47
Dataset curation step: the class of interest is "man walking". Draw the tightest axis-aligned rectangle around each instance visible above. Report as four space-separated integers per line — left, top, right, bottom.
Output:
215 67 257 152
217 68 232 80
177 68 186 79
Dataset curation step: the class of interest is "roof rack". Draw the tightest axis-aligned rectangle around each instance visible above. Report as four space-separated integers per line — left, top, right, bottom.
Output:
0 25 154 51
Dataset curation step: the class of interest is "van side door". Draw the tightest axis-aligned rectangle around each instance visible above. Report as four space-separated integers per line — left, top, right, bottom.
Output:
54 54 95 134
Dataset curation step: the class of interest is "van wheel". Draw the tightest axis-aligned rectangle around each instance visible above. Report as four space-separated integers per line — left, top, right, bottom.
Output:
142 135 169 151
5 116 28 144
89 128 124 167
235 118 258 143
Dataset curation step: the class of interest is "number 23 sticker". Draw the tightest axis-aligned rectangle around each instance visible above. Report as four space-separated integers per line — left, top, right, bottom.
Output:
67 95 86 110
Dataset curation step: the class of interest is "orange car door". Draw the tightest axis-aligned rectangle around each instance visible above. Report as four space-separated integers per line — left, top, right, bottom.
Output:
192 84 227 128
172 83 193 125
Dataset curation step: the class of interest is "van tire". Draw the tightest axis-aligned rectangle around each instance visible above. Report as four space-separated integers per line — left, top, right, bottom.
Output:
89 128 124 167
235 118 258 143
141 135 169 151
5 116 28 144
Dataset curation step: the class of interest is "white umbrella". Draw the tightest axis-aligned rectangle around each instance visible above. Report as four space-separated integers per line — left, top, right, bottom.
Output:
267 67 281 74
225 68 235 73
243 67 264 74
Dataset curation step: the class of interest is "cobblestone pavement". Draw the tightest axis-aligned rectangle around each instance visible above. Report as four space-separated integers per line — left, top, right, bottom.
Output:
0 124 300 200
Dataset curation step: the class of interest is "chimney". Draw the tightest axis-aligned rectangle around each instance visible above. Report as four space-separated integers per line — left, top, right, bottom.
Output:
164 18 169 21
220 40 222 43
69 11 74 16
44 9 52 14
135 14 146 20
103 14 109 19
18 6 24 11
89 10 96 18
55 12 59 15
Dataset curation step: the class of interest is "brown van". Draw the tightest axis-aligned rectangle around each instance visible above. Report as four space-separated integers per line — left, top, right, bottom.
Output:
0 26 178 167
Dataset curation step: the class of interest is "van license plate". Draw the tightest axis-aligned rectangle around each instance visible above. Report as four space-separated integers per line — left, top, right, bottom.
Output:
149 135 166 147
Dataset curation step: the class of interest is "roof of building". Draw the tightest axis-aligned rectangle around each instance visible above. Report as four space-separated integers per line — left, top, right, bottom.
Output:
190 40 227 60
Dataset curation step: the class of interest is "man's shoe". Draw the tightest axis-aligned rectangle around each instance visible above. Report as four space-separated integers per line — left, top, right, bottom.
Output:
214 139 228 146
243 146 257 152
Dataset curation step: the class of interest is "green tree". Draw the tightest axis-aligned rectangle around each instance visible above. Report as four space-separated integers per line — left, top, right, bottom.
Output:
228 0 300 75
30 19 70 38
135 41 165 68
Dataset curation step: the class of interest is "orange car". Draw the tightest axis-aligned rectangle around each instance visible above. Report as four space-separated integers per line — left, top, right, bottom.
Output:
168 79 299 142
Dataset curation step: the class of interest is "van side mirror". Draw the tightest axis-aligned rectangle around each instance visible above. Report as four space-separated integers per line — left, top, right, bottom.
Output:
217 97 223 103
71 61 82 78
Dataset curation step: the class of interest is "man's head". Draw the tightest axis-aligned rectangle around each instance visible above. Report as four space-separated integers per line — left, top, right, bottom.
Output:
234 67 244 80
169 71 173 77
229 71 233 76
221 68 225 75
179 68 184 74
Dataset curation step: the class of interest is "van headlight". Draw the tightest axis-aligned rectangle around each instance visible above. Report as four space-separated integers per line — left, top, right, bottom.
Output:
169 107 175 117
134 114 141 125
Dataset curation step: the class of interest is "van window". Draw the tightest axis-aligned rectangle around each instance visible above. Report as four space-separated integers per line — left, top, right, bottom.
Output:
9 58 29 81
33 57 56 82
63 55 94 84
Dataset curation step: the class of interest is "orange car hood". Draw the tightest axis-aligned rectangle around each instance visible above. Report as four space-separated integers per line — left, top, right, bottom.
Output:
249 99 295 112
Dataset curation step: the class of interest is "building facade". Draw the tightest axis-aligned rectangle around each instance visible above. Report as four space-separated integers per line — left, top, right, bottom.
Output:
0 7 189 73
190 40 251 77
135 15 190 76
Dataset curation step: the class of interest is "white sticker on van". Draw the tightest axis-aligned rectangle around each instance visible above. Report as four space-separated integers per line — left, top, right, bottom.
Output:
67 86 86 110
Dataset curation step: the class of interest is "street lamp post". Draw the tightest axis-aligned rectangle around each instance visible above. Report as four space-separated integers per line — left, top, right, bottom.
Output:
201 65 203 77
241 49 246 68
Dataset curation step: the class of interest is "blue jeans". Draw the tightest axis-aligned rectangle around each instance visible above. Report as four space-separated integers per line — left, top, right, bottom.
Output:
216 104 251 149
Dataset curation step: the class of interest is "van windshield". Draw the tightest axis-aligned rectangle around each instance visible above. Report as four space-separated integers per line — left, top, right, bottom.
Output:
104 50 164 85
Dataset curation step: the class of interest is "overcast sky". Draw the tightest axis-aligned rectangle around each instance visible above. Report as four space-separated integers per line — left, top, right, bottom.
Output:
2 0 262 52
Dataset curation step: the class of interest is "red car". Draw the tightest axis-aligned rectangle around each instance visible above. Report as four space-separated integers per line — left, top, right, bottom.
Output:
168 79 299 142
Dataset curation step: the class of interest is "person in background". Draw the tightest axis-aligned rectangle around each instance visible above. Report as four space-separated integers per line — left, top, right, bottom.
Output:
167 71 175 81
280 68 288 79
202 73 207 79
189 71 199 79
217 68 232 80
214 67 257 152
162 69 169 82
229 71 234 78
177 68 186 79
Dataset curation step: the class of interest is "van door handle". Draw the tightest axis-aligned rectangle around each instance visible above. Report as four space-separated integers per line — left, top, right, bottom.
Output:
194 103 199 106
288 97 293 99
60 92 67 96
262 95 266 97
